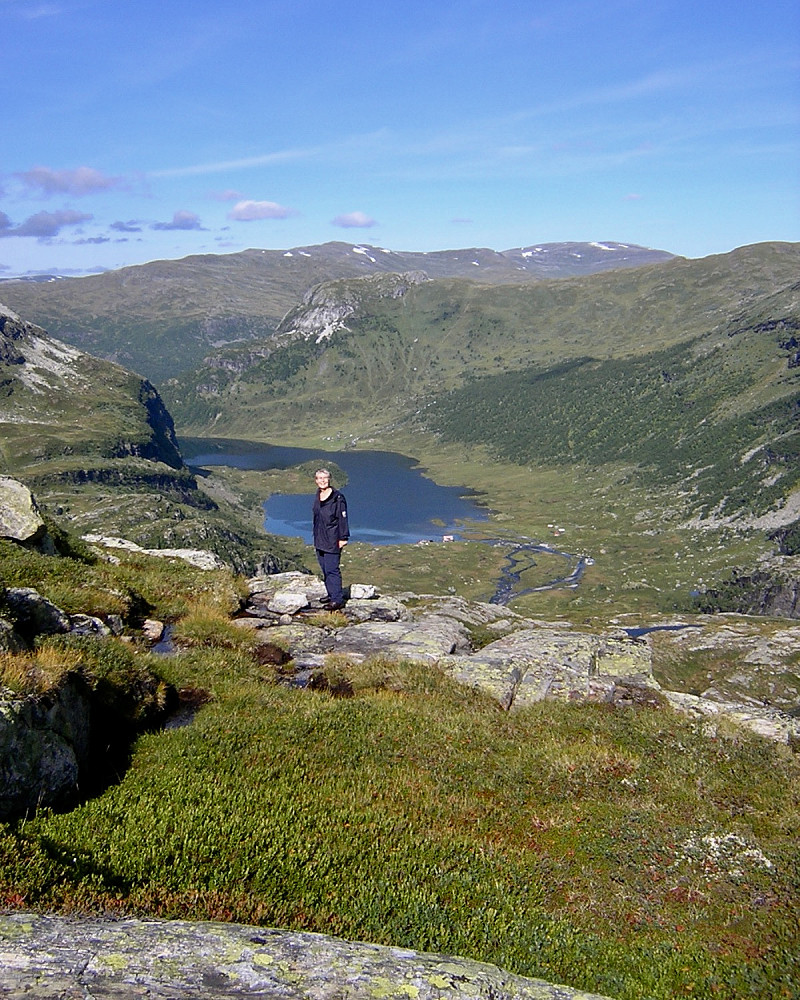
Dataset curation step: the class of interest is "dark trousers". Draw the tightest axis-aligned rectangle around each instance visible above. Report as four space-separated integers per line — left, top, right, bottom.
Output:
316 548 344 604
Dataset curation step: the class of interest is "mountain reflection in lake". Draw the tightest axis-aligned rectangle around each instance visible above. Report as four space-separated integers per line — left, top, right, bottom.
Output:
180 438 489 545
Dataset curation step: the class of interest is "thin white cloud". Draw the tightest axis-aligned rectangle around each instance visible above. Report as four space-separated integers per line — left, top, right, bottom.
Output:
227 200 294 221
2 2 63 20
150 149 313 179
332 212 377 229
0 209 92 238
16 165 125 196
148 131 392 180
151 210 203 231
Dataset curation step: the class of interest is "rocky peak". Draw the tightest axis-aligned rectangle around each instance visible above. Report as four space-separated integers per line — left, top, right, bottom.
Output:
0 304 34 365
276 270 429 345
0 302 87 393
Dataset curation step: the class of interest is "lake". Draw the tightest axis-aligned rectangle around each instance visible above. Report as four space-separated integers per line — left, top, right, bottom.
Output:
180 437 489 546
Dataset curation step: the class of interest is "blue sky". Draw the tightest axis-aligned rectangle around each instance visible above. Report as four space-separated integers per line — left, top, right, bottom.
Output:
1 0 798 276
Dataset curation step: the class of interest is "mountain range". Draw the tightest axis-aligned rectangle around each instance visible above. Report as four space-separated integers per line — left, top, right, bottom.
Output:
160 241 800 520
0 241 673 384
1 238 798 614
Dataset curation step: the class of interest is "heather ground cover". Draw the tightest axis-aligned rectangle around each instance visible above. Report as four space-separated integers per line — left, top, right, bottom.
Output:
1 546 798 999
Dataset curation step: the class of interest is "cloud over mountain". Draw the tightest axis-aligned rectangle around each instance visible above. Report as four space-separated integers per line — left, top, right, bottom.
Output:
227 200 294 221
332 211 377 229
16 166 125 196
0 210 93 239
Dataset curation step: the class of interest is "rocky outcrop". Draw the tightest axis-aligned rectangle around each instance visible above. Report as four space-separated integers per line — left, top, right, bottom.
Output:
82 534 227 570
0 676 92 820
2 587 71 642
276 271 428 345
0 584 169 819
0 911 613 1000
0 307 30 364
442 628 655 711
238 574 800 744
696 567 800 619
0 476 54 552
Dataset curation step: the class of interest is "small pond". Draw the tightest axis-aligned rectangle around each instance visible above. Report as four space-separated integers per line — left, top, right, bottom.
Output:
180 437 489 545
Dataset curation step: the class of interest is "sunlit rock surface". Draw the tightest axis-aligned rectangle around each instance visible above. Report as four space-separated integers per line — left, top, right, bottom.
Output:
0 911 613 1000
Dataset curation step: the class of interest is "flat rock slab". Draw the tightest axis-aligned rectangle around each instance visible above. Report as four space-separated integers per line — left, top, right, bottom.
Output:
441 629 655 711
664 689 800 744
335 616 472 664
0 911 613 1000
239 582 799 743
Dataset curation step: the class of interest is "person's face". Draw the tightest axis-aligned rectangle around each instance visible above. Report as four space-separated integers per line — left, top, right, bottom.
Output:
315 472 330 490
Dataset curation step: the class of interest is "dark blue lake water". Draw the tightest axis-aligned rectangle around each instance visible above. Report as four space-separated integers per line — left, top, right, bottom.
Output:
180 438 489 546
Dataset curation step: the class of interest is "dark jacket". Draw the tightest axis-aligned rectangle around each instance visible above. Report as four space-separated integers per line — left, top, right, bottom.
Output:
312 488 349 553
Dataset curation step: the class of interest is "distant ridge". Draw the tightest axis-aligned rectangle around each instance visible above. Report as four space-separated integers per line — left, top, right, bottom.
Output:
0 240 673 381
0 239 673 285
0 273 66 284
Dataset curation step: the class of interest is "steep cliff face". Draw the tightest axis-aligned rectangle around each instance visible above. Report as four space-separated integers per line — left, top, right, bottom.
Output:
695 567 800 619
0 305 292 573
0 303 182 472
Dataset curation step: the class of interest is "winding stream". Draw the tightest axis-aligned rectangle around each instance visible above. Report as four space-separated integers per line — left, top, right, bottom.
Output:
487 541 591 605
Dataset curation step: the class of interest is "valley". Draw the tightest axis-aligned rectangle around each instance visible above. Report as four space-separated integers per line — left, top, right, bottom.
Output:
3 239 797 618
1 238 800 1000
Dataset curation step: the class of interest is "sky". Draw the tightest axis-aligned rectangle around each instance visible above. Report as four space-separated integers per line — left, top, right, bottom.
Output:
1 0 798 277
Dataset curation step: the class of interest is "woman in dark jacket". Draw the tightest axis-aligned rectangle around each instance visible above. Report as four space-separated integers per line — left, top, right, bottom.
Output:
312 468 349 609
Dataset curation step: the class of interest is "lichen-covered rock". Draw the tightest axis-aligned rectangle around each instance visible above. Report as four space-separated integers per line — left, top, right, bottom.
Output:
3 587 70 640
0 475 48 546
341 594 410 624
248 570 320 598
239 582 799 743
0 911 614 1000
335 615 472 664
440 628 657 711
249 621 336 663
68 614 112 637
0 677 91 820
269 589 311 614
663 689 800 744
0 616 25 653
83 534 227 570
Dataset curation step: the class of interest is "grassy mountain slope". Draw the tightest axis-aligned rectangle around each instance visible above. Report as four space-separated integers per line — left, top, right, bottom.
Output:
0 242 672 383
166 244 799 488
429 281 800 519
158 243 799 615
0 305 182 474
1 536 798 998
0 304 302 572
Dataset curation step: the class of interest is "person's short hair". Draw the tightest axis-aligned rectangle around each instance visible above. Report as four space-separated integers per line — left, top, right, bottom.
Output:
315 468 331 478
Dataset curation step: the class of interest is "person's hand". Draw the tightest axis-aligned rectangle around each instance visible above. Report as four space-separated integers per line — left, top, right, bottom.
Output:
339 540 348 548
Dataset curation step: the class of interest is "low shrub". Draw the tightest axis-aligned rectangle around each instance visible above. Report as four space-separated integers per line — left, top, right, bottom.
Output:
1 646 797 999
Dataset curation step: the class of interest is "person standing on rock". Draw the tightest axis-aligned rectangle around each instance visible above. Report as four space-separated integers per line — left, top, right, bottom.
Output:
312 468 349 610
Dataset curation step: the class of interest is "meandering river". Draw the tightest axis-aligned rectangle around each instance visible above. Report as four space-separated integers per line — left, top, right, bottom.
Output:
180 437 584 604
